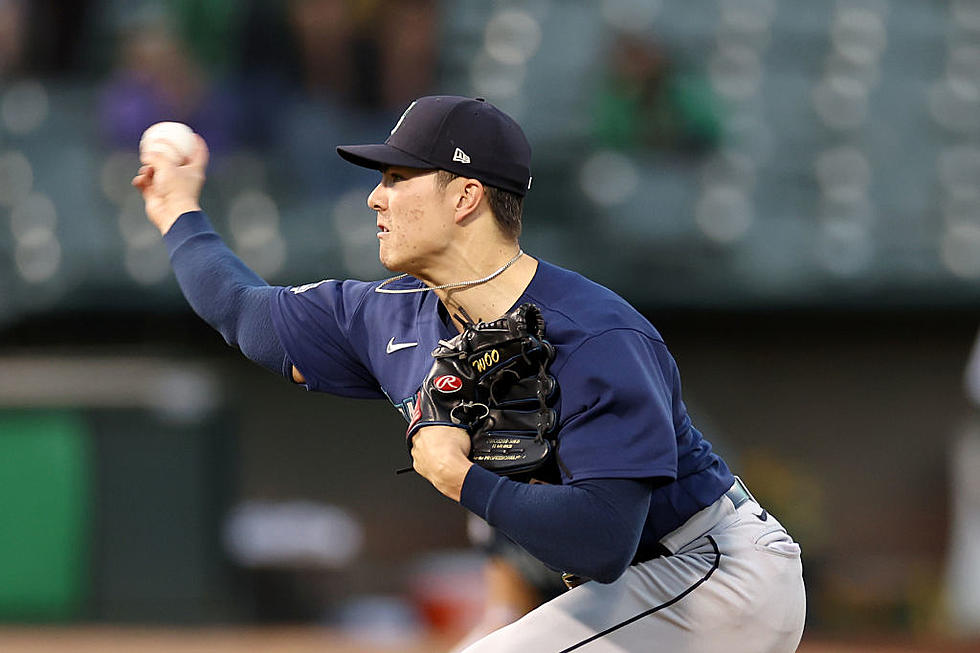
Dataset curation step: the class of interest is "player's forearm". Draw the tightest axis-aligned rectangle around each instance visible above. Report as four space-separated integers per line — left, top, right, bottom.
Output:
164 211 289 375
460 466 652 583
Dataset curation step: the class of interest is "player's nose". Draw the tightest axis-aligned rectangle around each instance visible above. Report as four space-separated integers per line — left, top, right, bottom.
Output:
367 183 386 211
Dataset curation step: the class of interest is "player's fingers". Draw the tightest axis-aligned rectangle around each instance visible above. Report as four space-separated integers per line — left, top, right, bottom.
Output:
187 134 210 170
139 149 175 169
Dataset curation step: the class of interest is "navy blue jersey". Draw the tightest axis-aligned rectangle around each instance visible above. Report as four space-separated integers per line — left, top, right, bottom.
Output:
269 259 733 541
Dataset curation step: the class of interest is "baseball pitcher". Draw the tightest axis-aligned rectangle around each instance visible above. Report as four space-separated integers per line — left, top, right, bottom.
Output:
133 95 806 652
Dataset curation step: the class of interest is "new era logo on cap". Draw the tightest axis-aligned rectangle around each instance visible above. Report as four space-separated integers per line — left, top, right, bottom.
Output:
336 95 532 196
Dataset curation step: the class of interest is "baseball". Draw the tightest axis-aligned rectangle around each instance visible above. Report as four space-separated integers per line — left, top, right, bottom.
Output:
139 121 197 164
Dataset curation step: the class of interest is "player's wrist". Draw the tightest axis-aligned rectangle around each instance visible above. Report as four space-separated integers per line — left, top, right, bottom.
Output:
153 203 202 235
436 458 474 502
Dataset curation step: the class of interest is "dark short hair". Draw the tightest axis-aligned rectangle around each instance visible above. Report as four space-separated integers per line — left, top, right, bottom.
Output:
436 170 523 240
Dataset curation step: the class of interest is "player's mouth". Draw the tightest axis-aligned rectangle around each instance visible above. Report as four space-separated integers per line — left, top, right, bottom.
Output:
377 223 390 237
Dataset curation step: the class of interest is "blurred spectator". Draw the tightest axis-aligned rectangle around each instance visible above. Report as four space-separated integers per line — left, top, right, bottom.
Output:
0 0 99 78
593 33 722 154
20 0 96 75
229 2 304 148
373 0 437 111
95 0 439 194
287 0 436 111
98 15 244 154
0 0 26 77
272 0 439 198
171 0 249 76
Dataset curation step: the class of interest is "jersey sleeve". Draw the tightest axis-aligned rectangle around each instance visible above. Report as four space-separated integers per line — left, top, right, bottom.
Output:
269 280 384 398
553 329 680 482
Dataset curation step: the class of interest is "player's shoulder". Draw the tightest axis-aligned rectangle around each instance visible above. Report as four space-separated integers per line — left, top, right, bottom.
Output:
284 275 419 303
527 260 663 344
280 275 428 323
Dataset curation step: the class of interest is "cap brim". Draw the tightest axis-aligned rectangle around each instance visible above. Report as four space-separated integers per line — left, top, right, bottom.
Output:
336 143 434 171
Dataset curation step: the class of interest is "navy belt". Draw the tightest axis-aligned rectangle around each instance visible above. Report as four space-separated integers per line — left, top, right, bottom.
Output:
725 475 755 509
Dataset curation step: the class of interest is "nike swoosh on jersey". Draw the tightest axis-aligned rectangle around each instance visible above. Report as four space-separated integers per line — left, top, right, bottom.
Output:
386 337 419 354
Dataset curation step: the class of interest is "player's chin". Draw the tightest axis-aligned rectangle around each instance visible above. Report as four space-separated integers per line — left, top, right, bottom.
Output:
377 245 403 273
378 240 425 275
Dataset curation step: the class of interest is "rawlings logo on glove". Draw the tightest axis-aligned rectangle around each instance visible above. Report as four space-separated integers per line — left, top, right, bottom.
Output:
433 375 463 392
407 303 560 478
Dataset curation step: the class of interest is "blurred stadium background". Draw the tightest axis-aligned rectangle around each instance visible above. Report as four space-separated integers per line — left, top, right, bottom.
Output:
3 0 980 650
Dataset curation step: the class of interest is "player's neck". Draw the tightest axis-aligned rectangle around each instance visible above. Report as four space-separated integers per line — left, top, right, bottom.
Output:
436 253 538 331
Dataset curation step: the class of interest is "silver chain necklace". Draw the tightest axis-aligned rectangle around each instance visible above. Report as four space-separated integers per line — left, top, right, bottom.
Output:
374 249 524 294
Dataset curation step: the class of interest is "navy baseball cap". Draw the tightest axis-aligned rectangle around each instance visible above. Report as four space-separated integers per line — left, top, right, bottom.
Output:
337 95 532 196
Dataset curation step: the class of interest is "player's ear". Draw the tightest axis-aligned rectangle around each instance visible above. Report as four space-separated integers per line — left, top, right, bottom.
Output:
453 178 485 224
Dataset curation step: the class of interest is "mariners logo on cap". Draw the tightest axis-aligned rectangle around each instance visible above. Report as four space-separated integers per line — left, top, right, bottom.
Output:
390 100 417 135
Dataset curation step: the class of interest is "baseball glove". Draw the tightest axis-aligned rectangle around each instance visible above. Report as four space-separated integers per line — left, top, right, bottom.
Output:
407 303 559 477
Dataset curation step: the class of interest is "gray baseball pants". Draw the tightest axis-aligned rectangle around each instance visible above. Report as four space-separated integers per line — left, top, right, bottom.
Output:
461 482 806 652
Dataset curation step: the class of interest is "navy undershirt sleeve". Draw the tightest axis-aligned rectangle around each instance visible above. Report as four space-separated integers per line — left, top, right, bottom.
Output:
460 464 653 583
163 211 289 376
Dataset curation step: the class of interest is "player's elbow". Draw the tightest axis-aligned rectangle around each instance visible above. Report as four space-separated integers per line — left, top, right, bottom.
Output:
576 542 635 584
560 500 644 583
224 286 289 375
590 556 633 584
